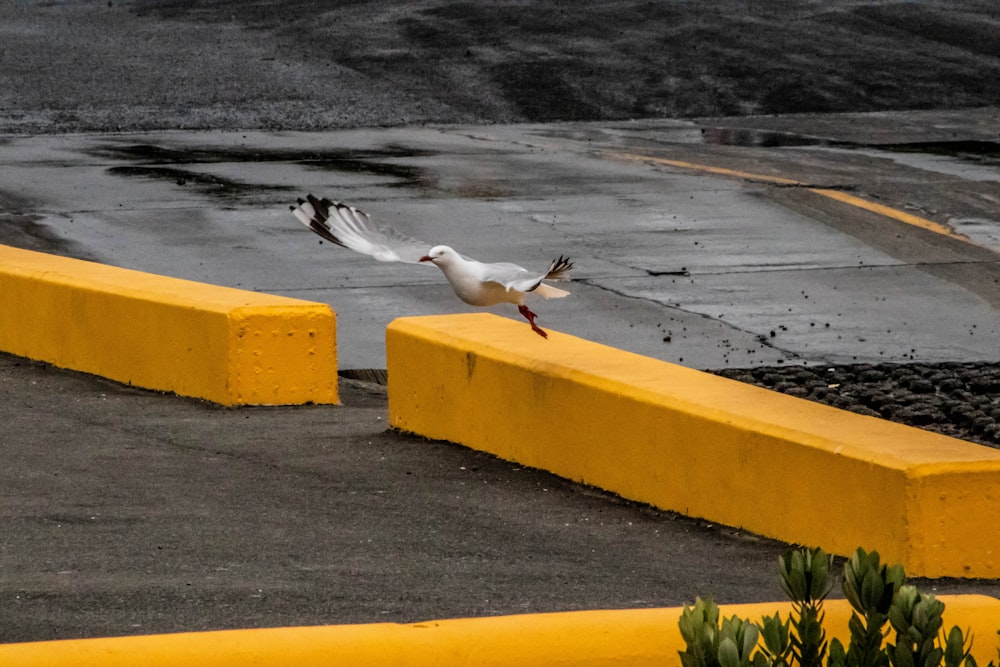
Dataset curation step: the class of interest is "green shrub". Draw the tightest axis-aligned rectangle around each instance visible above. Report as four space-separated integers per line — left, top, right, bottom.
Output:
678 547 998 667
679 597 762 667
779 547 832 667
830 547 904 667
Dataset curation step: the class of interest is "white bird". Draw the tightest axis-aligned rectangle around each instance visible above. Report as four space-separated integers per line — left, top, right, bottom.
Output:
290 194 573 338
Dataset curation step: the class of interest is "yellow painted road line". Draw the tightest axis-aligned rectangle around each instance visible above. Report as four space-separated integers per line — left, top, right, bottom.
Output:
607 151 802 185
606 151 969 242
810 187 967 240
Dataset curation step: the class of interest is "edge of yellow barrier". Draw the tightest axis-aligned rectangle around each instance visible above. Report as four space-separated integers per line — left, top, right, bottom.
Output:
0 244 338 405
387 314 1000 578
2 597 997 667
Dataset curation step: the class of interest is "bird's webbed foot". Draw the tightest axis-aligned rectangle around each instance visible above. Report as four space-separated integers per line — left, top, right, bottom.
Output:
518 304 548 338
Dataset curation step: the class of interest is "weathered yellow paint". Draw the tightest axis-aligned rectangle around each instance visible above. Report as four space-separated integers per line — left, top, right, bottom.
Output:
0 244 337 405
2 597 997 666
605 152 971 243
387 314 1000 578
809 188 968 240
605 151 804 185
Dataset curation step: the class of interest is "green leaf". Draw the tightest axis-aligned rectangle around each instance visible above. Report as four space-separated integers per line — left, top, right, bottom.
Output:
891 644 915 667
922 648 944 667
847 612 865 639
680 612 697 643
860 569 885 612
741 622 760 659
828 638 847 667
780 550 809 601
760 613 790 656
809 549 831 600
719 637 741 667
886 563 906 590
944 626 967 667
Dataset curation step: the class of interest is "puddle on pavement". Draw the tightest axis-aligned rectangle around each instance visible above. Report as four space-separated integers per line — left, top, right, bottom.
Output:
92 143 438 195
867 140 1000 166
0 212 96 260
948 216 1000 251
92 134 1000 206
105 164 290 200
90 142 435 165
699 127 836 149
698 126 1000 167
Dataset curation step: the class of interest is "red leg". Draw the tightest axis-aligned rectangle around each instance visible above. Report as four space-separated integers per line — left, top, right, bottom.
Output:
518 304 548 338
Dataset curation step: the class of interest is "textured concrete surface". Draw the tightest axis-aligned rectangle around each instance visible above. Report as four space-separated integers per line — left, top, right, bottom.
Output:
3 1 1000 132
2 122 999 370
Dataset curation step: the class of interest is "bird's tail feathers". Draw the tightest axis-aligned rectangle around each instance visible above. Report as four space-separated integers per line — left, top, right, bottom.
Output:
545 255 574 281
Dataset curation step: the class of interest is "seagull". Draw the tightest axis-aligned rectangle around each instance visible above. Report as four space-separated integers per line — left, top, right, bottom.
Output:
290 194 573 338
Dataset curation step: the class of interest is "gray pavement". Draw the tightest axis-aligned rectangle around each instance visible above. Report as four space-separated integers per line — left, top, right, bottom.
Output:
1 354 797 642
3 354 999 644
3 118 999 370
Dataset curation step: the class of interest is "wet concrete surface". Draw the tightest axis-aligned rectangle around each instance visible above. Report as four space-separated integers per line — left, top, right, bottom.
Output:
3 0 1000 646
2 120 999 370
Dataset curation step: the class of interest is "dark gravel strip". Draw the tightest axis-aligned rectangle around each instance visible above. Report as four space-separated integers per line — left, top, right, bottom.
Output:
711 363 1000 450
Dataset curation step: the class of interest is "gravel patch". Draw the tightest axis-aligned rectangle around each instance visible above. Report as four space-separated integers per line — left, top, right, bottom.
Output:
713 363 1000 450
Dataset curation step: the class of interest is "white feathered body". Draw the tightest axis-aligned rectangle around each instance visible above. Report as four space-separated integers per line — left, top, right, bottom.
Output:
426 246 570 307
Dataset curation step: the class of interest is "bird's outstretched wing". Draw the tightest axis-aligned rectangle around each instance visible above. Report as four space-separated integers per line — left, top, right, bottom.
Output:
480 255 574 297
291 194 431 264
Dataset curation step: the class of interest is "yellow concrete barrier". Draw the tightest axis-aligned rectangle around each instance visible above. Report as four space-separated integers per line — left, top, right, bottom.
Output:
2 597 998 666
0 244 337 405
387 314 1000 578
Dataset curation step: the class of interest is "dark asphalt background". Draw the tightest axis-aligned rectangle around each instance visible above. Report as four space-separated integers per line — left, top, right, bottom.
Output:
3 1 1000 133
2 0 1000 644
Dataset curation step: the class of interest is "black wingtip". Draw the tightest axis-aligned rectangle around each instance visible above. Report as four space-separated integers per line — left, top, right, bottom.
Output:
309 220 345 247
545 254 574 280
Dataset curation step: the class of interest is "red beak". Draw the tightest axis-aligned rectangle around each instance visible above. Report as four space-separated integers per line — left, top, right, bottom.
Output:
418 255 433 263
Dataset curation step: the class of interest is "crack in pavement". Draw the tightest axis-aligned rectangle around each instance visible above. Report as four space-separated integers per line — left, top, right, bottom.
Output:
574 277 809 365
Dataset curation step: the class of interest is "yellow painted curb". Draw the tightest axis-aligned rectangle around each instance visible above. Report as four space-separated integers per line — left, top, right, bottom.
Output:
387 314 1000 578
2 597 997 666
0 245 338 405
